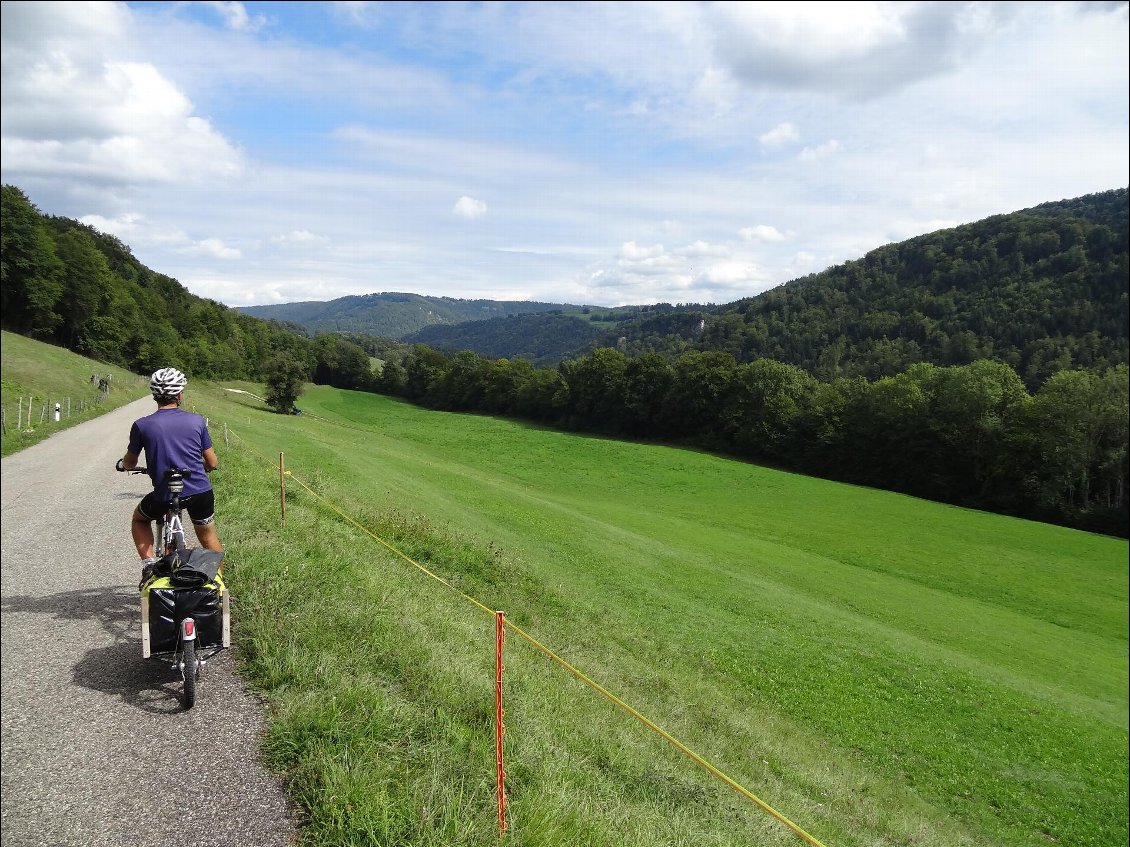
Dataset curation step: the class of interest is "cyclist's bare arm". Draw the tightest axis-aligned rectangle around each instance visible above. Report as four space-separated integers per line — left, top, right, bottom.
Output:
118 451 141 472
203 446 219 473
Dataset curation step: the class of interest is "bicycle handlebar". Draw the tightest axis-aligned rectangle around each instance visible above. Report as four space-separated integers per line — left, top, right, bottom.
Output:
114 462 195 479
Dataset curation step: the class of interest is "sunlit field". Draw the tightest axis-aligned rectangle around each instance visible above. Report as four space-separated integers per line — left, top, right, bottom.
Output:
193 381 1127 847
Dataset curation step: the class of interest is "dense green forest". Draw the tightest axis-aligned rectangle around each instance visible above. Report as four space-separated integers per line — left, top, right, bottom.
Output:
1 185 311 381
237 291 578 338
2 183 1126 536
599 189 1129 389
404 311 605 366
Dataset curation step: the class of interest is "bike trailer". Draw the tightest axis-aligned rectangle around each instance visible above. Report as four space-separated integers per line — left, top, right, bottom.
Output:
140 557 229 658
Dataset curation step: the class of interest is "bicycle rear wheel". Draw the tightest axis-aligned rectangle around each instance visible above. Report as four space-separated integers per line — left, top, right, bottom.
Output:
181 633 197 709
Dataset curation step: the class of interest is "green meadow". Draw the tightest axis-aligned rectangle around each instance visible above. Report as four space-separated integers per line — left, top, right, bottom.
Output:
1 330 148 457
191 381 1126 847
2 332 1125 846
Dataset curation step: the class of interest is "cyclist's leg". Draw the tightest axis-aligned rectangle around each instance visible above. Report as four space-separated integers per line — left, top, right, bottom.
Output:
192 520 223 553
184 491 223 553
131 506 157 560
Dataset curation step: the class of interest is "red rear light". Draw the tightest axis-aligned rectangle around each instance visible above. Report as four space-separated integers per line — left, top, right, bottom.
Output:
184 619 195 637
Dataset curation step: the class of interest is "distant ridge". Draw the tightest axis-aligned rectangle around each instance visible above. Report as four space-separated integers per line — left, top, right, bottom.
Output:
236 291 576 339
236 188 1128 381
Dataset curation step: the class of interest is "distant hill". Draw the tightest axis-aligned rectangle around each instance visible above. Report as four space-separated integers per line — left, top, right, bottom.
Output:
244 189 1129 385
595 187 1128 388
403 312 604 367
236 292 578 338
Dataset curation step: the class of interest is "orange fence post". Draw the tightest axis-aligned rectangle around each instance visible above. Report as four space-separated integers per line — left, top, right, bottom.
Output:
495 610 508 837
280 452 286 523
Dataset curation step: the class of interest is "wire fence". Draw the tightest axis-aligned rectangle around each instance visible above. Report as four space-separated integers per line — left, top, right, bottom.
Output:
221 420 830 847
1 390 110 435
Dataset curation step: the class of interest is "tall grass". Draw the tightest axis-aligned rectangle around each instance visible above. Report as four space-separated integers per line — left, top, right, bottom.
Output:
196 383 1126 847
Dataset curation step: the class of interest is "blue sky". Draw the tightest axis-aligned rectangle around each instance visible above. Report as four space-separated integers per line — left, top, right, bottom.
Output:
2 1 1127 308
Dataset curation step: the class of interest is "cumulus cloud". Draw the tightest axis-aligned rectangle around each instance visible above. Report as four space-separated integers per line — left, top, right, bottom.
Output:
701 260 763 286
271 230 332 248
739 225 786 243
79 212 146 240
677 240 730 258
706 1 967 98
453 195 488 219
80 211 241 260
800 140 843 161
580 239 776 304
0 1 243 185
577 237 774 303
692 66 738 114
201 1 268 32
618 241 665 261
79 211 196 251
183 238 242 260
759 122 800 149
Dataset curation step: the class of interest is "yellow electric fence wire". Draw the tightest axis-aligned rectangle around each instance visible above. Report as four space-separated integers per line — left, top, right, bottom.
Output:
222 425 829 847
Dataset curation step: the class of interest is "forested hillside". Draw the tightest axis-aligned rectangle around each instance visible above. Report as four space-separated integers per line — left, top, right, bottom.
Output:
1 185 309 381
601 188 1128 389
404 312 605 366
237 291 574 338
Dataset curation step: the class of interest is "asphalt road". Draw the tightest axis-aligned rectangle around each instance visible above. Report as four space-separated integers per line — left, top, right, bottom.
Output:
1 398 299 847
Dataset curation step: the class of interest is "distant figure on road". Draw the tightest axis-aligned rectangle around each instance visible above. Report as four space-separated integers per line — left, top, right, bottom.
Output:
116 367 223 586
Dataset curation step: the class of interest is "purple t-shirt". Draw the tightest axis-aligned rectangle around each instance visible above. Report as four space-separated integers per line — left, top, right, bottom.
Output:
127 408 214 500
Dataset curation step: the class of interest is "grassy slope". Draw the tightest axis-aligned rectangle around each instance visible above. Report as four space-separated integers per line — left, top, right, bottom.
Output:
192 382 1126 847
0 330 148 457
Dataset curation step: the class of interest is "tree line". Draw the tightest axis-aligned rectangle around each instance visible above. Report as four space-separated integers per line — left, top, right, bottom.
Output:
365 344 1127 536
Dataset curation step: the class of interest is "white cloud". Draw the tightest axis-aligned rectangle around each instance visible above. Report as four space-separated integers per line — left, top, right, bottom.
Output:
677 240 730 258
0 2 243 186
79 212 145 239
78 212 243 263
181 237 242 260
271 230 331 248
706 2 966 99
618 241 665 261
701 260 765 287
759 122 800 149
800 140 843 161
201 2 267 33
452 195 488 219
739 225 786 243
692 66 738 115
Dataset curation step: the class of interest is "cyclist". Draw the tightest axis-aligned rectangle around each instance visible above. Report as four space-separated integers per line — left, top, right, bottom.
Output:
116 367 222 585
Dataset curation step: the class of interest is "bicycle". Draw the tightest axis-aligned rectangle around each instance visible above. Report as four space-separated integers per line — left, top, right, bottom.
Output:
120 465 230 709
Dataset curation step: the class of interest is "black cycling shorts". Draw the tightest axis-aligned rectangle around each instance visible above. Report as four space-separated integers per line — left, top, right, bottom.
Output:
138 489 216 526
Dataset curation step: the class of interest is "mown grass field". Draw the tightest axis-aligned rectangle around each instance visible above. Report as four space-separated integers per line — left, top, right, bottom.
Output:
0 330 148 457
2 332 1125 846
185 380 1128 847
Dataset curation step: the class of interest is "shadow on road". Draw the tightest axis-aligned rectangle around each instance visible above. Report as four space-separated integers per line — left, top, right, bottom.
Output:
1 586 203 714
1 585 138 642
73 640 198 715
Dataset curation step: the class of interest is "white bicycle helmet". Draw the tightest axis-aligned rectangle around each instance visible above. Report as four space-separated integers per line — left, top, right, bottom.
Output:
150 367 187 400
